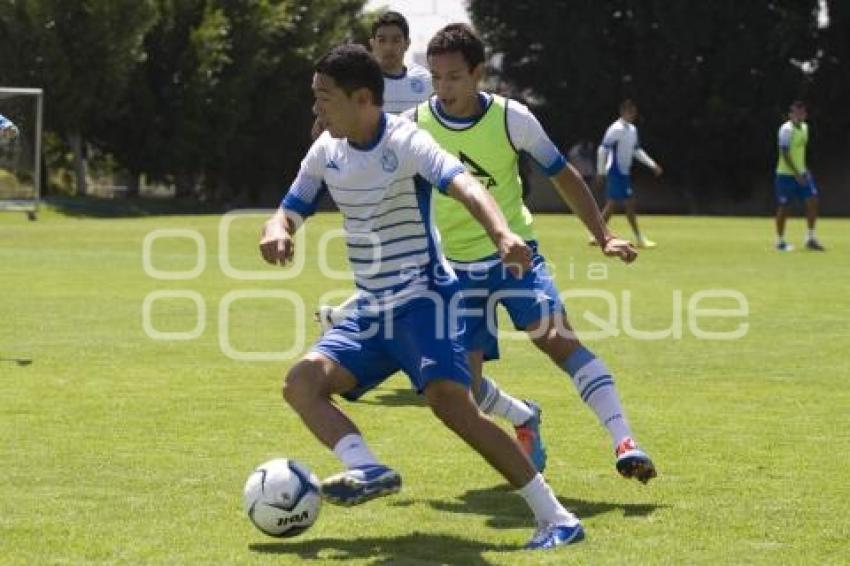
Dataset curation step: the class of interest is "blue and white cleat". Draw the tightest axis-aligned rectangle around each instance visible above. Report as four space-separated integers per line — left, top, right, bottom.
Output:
515 400 547 473
615 437 657 484
320 464 401 506
525 518 585 550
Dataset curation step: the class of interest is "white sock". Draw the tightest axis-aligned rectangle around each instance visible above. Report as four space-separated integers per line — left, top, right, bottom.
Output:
563 347 633 448
777 235 786 245
474 376 534 426
517 473 578 526
332 433 379 469
807 229 816 241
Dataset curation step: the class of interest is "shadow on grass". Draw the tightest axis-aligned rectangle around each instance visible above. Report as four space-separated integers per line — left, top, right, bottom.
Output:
250 531 517 565
45 195 225 218
356 387 425 407
428 485 665 529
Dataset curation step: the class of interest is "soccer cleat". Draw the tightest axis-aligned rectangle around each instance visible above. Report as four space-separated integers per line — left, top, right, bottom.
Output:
637 237 657 249
525 518 585 550
805 238 825 251
515 400 547 473
615 437 657 484
320 465 401 506
776 241 794 252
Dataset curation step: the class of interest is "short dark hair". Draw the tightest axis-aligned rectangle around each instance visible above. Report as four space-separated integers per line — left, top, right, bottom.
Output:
790 100 806 111
426 23 485 70
620 99 637 113
371 11 409 39
315 44 384 106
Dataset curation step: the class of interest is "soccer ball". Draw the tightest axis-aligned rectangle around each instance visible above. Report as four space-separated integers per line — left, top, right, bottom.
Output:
243 458 322 538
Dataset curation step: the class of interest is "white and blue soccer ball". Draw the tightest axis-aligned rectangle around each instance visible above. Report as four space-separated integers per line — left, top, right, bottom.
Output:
243 458 322 538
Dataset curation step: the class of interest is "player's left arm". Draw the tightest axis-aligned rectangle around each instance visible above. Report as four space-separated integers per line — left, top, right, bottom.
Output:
550 165 636 263
635 146 663 176
509 102 636 263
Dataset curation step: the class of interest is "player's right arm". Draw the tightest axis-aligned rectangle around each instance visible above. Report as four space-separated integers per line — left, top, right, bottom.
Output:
447 172 531 275
409 127 531 276
260 139 327 266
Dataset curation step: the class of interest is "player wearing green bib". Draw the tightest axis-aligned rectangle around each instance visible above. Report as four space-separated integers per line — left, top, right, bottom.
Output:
774 101 824 251
414 24 656 485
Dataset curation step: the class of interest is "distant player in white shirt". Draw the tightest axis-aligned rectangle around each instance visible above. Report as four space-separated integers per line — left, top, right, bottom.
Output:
260 43 583 550
310 11 431 137
595 99 663 248
370 11 432 114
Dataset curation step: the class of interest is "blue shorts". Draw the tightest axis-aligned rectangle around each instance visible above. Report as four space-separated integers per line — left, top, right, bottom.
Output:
312 295 471 401
606 170 633 201
453 242 564 362
775 173 817 205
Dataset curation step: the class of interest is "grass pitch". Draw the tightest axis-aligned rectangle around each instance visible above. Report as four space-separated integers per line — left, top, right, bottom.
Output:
1 208 848 565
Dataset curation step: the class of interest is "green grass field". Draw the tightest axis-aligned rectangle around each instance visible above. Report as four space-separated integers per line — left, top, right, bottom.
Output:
1 208 848 565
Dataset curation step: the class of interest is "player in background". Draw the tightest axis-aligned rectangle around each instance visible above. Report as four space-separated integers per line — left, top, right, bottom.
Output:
0 114 19 140
262 44 585 550
774 101 825 251
370 10 432 114
414 24 655 483
595 99 663 249
309 11 430 139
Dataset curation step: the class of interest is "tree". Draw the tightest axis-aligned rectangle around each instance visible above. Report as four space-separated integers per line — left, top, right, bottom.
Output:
0 0 157 195
470 0 830 208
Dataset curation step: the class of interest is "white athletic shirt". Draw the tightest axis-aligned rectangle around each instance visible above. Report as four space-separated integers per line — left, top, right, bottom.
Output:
282 113 464 312
597 118 656 176
382 63 432 115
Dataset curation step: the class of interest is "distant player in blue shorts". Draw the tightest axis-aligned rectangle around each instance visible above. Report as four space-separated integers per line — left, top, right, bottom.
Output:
595 99 663 248
260 44 584 550
774 101 824 251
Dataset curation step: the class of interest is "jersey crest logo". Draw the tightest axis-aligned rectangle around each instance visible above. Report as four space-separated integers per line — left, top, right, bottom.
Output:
459 151 496 189
410 78 425 94
381 148 399 173
327 160 340 170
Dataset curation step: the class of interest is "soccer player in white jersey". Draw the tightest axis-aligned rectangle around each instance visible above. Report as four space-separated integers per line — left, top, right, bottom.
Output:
408 24 655 487
309 12 430 138
370 11 432 114
260 44 585 550
0 114 18 140
595 99 663 248
774 101 824 251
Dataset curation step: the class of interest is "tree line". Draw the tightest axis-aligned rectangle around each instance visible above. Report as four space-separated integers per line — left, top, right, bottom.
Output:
470 0 849 210
0 0 368 203
1 1 847 209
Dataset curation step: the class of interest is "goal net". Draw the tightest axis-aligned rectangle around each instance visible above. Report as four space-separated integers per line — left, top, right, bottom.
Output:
0 88 43 218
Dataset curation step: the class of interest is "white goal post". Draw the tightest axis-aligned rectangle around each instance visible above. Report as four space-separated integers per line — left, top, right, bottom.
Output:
0 87 43 220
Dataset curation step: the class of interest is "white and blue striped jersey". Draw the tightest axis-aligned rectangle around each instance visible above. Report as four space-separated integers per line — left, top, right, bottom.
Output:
382 63 432 115
597 118 657 176
282 113 465 312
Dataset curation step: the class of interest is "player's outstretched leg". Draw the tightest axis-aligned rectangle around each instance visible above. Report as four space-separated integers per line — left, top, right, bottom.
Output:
282 353 401 506
424 379 582 549
528 313 657 484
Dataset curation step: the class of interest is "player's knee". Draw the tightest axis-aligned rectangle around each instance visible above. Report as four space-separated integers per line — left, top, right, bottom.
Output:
424 380 473 426
282 359 324 407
